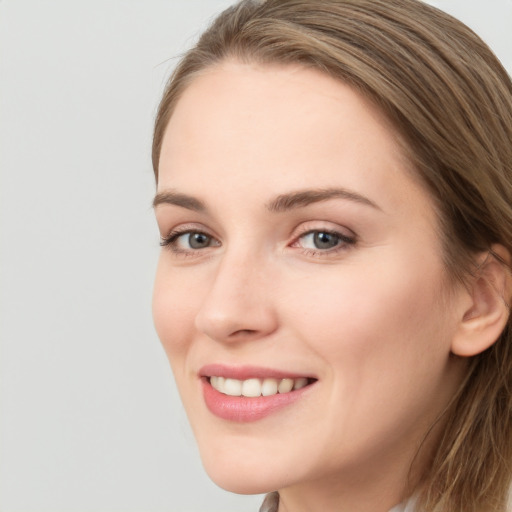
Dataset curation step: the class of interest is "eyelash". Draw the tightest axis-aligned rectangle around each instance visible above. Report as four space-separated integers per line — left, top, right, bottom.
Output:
293 229 356 257
160 227 356 257
160 228 217 256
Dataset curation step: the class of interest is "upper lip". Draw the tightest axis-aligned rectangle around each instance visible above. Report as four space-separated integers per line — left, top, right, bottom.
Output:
199 364 316 381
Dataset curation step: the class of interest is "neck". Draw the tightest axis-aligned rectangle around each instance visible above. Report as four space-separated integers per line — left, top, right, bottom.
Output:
275 433 432 512
277 471 410 512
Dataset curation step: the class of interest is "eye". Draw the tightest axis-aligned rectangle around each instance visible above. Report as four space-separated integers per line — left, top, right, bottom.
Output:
182 232 213 249
294 229 356 254
160 229 220 252
300 231 342 250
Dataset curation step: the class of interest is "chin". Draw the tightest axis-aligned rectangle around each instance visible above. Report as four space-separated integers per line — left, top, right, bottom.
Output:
204 464 277 495
198 443 288 495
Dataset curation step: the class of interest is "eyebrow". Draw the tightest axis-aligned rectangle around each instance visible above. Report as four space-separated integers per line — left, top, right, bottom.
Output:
152 187 380 213
266 188 381 212
153 191 207 212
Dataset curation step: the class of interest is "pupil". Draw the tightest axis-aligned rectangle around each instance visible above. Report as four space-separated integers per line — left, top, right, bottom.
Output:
314 232 339 249
189 233 209 249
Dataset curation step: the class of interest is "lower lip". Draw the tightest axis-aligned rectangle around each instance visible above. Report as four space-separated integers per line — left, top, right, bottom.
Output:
201 378 313 422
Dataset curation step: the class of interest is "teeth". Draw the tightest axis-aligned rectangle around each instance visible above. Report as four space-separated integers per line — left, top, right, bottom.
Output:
261 378 278 396
293 377 308 390
223 378 242 396
209 376 311 397
277 378 294 393
241 378 262 397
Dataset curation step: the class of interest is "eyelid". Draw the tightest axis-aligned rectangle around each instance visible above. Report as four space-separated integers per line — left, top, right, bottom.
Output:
159 224 221 255
291 221 356 242
289 222 357 256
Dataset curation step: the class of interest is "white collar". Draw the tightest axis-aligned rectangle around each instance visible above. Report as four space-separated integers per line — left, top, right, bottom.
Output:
388 494 417 512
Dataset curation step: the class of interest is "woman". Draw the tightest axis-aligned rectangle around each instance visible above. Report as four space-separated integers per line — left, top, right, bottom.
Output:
151 1 512 511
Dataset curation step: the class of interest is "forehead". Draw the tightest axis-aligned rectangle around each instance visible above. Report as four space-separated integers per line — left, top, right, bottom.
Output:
161 61 401 163
157 60 431 220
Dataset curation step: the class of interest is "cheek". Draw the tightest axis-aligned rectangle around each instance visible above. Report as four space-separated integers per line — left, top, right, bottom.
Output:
278 259 457 454
152 259 201 361
282 256 452 378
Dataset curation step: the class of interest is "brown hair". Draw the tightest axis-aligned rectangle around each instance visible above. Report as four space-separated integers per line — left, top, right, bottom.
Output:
152 1 512 510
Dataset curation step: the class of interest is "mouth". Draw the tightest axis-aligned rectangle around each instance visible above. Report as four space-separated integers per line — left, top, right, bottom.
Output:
199 365 317 422
207 375 315 397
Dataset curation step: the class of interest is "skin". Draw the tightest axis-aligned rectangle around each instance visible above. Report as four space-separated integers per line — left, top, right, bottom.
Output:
152 61 471 512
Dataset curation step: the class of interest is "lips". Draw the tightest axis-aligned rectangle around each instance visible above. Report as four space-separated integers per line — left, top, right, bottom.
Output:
199 365 317 422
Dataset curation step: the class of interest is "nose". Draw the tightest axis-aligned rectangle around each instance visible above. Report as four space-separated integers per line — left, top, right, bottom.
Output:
194 252 278 343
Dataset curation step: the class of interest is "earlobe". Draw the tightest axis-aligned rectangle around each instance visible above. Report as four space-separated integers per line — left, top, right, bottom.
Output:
451 245 512 357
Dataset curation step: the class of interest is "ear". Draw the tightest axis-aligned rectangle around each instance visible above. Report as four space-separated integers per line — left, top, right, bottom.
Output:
451 244 512 357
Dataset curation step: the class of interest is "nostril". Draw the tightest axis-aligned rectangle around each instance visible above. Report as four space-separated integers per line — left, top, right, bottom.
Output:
228 329 259 339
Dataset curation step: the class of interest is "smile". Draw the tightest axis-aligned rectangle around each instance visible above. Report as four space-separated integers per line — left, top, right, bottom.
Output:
209 376 311 397
200 367 317 422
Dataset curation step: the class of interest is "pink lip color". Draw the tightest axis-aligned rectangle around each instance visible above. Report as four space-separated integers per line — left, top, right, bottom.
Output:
199 365 315 422
199 364 312 381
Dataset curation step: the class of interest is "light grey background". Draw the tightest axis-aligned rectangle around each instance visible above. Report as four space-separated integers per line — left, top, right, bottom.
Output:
1 1 511 511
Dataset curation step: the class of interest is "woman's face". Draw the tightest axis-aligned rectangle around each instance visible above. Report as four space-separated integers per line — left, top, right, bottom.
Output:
153 62 468 497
